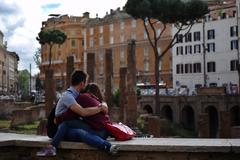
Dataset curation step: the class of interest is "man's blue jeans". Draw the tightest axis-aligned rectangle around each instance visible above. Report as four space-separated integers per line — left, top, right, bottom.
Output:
51 119 111 151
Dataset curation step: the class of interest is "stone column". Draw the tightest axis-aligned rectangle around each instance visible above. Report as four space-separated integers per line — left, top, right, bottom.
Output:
105 49 113 112
66 56 74 88
87 53 95 83
219 111 231 138
198 113 209 138
126 40 137 127
45 69 55 116
119 67 127 123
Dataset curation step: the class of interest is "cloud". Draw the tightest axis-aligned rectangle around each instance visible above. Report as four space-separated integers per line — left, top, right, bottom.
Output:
0 0 127 75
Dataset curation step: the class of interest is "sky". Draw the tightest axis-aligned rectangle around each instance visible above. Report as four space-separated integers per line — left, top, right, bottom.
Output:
0 0 127 75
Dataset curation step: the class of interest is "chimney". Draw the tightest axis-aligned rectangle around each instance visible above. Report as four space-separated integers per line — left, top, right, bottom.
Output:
110 9 114 14
83 12 90 18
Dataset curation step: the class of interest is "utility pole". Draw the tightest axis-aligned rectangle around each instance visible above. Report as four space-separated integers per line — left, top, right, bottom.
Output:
29 63 31 95
202 18 207 87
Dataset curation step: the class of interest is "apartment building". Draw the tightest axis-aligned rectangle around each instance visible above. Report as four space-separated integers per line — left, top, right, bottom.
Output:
0 30 19 94
84 8 173 90
39 13 89 90
172 1 239 93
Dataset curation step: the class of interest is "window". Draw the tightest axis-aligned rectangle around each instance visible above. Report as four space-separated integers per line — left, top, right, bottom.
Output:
144 47 149 57
230 60 238 71
99 36 104 46
99 26 103 33
90 28 94 35
207 43 215 52
207 61 216 72
177 34 183 43
193 63 201 73
194 32 201 41
176 64 184 74
120 33 124 43
185 64 192 73
157 29 161 37
185 33 192 42
109 24 114 32
89 37 94 47
110 36 114 44
185 45 192 54
71 40 76 47
194 44 201 53
131 32 136 40
120 48 125 66
230 26 238 37
231 40 238 50
132 20 137 28
144 61 149 72
207 29 215 39
176 64 180 74
176 46 183 55
157 47 161 54
144 31 148 39
120 21 124 30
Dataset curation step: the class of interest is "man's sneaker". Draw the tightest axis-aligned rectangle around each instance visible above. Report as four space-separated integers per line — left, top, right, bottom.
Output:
109 145 119 155
36 145 56 157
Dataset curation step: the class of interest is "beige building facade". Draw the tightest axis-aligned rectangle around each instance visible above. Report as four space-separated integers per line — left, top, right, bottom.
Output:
0 30 19 94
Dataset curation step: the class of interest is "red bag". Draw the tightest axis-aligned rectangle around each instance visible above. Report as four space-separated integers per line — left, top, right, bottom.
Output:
105 122 136 141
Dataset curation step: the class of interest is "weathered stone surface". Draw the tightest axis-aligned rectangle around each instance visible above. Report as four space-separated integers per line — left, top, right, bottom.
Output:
126 40 137 127
119 67 127 123
11 105 45 127
0 133 240 160
147 116 169 137
45 69 56 116
198 113 209 138
66 56 74 88
104 49 113 113
87 53 95 83
219 111 231 138
231 126 240 138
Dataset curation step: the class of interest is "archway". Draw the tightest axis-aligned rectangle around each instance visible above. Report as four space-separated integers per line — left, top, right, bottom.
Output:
181 105 195 130
143 105 153 114
161 105 173 122
230 105 240 126
205 106 218 138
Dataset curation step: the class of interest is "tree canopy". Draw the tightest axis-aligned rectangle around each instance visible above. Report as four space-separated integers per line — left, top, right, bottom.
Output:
36 29 67 68
36 29 67 45
125 0 209 24
125 0 209 114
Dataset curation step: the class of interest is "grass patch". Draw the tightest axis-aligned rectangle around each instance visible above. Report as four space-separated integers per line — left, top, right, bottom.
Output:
0 120 11 129
168 123 197 138
14 121 40 135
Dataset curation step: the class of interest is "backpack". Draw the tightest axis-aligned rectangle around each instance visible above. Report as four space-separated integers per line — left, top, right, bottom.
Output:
46 106 58 138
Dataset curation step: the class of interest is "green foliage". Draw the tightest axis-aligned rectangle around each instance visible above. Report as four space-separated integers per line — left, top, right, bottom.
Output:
112 89 120 107
168 123 197 138
18 70 30 96
0 120 11 129
125 0 209 24
14 121 40 135
36 29 67 68
33 48 41 68
36 29 67 45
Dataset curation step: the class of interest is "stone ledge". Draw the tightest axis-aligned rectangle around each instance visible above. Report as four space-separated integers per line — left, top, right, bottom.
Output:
0 133 240 153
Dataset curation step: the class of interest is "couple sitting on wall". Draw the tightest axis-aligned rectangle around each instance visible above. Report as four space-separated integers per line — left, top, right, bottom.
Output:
37 70 119 156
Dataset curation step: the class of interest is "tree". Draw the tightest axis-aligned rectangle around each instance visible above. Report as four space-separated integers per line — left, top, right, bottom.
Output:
36 29 67 68
125 0 209 114
36 29 67 115
33 48 41 69
18 69 30 96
